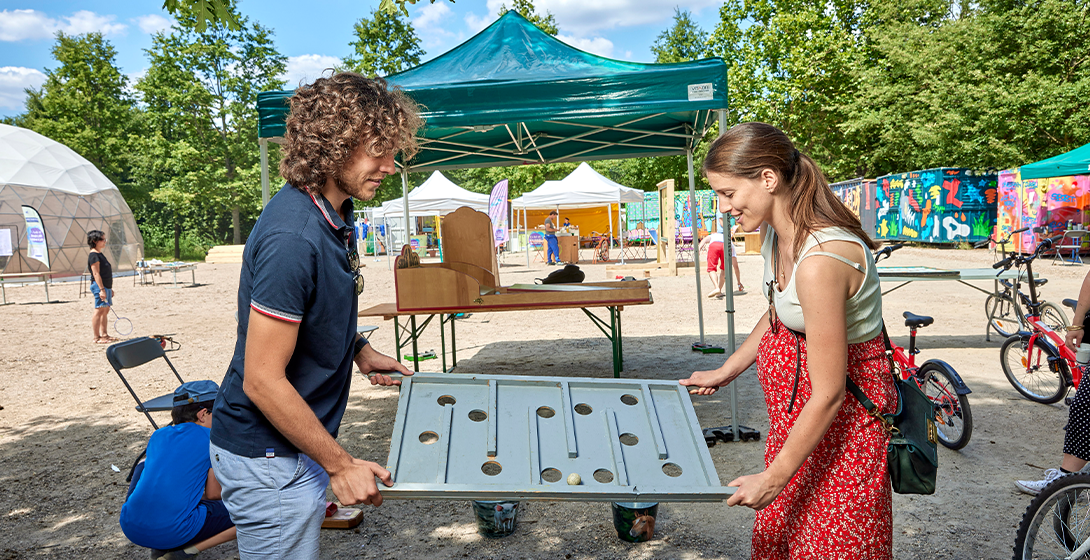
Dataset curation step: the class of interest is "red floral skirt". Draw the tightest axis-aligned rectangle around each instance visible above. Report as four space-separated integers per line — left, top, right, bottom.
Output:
752 319 896 559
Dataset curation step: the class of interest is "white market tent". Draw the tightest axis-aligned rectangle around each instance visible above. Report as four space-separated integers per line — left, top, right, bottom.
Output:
511 162 645 264
377 170 488 218
0 124 143 277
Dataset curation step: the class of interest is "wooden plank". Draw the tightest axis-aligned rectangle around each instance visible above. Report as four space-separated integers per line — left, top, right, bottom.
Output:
487 380 497 457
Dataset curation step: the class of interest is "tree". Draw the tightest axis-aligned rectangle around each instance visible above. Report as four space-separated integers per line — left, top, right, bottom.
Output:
343 9 424 77
18 33 143 200
499 0 559 35
137 5 286 248
651 8 708 64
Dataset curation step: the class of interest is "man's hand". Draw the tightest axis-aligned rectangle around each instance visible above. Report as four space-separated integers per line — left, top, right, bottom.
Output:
355 343 411 386
328 459 393 507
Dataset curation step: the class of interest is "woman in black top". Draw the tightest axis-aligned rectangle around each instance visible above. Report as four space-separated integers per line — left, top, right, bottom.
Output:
87 230 116 343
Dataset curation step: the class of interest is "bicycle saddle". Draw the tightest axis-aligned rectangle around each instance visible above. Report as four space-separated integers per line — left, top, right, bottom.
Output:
903 311 934 329
1034 278 1048 286
1064 298 1078 312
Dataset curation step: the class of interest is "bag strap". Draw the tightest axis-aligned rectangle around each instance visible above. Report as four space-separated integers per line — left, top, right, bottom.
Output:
844 322 902 434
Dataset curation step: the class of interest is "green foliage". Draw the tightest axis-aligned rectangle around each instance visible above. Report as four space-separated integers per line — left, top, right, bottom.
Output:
377 0 455 17
162 0 240 32
651 8 708 64
18 33 144 203
498 0 559 35
136 6 286 247
139 221 216 260
343 9 425 77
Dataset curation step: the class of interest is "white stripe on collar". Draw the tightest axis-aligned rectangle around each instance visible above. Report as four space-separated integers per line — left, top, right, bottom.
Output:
309 192 340 229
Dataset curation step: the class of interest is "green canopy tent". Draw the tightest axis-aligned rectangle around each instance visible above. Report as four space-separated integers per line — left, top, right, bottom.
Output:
1020 142 1090 180
256 12 745 438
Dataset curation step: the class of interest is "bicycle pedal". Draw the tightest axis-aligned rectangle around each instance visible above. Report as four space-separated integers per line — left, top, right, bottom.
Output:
1066 396 1076 407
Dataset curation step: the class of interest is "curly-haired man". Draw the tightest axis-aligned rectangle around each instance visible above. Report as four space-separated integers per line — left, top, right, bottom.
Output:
210 72 421 559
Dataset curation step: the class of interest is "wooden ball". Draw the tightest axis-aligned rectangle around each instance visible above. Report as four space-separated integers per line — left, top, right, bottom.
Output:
567 473 581 485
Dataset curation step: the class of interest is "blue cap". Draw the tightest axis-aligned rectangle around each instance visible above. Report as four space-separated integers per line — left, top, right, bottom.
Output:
173 380 219 407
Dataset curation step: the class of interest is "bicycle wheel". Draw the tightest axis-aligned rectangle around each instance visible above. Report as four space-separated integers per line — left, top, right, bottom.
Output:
1013 472 1090 559
1001 335 1069 404
918 362 972 450
1040 301 1071 332
987 293 1025 338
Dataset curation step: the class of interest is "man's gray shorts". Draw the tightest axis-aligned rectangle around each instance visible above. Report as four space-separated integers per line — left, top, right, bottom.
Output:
210 442 329 559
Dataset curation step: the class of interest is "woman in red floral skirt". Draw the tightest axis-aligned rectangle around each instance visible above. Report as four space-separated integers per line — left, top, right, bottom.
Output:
681 122 897 559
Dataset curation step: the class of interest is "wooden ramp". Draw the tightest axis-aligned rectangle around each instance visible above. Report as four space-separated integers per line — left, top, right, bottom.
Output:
205 245 245 264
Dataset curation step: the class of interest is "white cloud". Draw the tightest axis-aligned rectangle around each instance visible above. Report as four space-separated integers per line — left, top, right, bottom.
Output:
557 34 614 58
0 67 46 110
0 9 127 41
464 12 495 34
535 0 720 34
413 2 452 29
134 14 173 34
278 54 341 88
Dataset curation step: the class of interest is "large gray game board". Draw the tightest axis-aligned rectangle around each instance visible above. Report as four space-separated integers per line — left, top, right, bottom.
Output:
383 373 734 502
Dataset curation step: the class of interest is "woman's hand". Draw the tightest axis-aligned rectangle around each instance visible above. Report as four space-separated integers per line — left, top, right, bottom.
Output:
726 470 787 510
680 362 742 395
1067 327 1085 350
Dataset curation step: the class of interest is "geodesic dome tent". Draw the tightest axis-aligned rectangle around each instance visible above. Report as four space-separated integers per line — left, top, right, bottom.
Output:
0 124 142 277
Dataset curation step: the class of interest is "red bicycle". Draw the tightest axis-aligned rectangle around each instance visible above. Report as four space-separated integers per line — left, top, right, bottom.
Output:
996 235 1085 403
876 244 973 449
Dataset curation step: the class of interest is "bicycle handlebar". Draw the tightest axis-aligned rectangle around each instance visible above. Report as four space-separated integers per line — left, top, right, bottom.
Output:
993 257 1012 270
977 226 1032 249
874 242 906 262
993 235 1065 274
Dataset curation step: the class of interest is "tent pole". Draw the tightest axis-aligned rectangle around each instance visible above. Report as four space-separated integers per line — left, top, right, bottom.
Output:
401 169 411 252
524 207 530 268
719 108 746 443
384 214 392 270
260 138 269 209
619 200 626 265
688 149 705 345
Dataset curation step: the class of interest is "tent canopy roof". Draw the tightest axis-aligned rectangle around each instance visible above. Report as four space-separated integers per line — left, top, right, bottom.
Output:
0 124 119 195
257 12 727 172
1021 142 1090 180
512 162 645 209
377 170 488 217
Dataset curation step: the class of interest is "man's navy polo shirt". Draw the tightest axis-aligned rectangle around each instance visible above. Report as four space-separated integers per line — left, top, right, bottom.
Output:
211 184 362 458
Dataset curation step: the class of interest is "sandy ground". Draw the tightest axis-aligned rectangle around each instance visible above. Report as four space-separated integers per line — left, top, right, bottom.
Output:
1 244 1088 559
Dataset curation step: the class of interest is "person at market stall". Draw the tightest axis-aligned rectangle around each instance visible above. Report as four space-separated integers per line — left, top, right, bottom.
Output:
543 210 560 265
1014 267 1090 494
698 226 743 297
680 122 895 558
209 72 418 560
87 230 116 344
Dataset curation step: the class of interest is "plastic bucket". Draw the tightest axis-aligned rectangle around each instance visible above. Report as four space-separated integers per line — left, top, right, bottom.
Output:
611 502 658 542
472 500 519 538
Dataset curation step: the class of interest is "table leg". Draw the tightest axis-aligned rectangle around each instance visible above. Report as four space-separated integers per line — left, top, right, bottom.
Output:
44 277 50 303
410 315 420 373
616 307 623 374
191 268 196 285
450 314 458 369
440 314 447 373
393 318 403 364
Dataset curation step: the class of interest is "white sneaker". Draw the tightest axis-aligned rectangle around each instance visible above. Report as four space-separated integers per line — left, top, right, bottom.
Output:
1015 468 1064 495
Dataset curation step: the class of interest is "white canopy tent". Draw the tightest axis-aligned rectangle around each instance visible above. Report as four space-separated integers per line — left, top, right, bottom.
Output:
511 162 645 265
377 170 488 217
371 171 489 268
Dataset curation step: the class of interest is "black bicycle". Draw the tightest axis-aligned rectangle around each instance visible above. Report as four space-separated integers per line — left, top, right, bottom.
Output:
1014 472 1090 559
977 227 1069 338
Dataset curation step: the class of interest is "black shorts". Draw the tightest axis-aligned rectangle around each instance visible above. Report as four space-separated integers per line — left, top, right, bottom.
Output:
1063 310 1090 461
183 500 234 547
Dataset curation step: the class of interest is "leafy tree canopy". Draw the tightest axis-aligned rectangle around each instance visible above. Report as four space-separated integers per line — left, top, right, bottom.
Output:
343 8 425 77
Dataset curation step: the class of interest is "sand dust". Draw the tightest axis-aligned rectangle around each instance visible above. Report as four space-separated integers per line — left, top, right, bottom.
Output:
1 245 1086 559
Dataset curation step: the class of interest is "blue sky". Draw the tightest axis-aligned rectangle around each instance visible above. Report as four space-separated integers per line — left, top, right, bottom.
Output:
0 0 724 118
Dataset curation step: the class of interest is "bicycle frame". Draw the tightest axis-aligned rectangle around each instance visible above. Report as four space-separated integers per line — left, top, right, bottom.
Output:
1007 240 1082 389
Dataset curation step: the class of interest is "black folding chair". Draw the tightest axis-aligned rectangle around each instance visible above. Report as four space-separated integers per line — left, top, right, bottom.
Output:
106 337 184 430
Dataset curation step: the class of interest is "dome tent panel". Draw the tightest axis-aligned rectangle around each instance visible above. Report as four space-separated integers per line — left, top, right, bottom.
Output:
0 124 142 277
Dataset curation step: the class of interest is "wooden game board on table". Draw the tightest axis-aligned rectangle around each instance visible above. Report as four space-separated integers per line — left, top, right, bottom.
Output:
359 207 653 378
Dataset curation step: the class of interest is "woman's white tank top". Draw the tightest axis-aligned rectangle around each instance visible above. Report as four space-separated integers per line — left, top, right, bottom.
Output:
761 226 883 344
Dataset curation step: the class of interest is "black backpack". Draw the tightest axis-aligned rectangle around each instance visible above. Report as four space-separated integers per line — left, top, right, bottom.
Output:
536 264 585 284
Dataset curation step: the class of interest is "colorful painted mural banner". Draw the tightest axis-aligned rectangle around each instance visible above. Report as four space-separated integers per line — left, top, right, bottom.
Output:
830 178 878 236
874 168 997 243
996 169 1090 253
488 179 509 247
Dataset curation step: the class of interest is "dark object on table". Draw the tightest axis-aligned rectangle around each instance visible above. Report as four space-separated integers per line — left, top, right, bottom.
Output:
536 264 585 284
